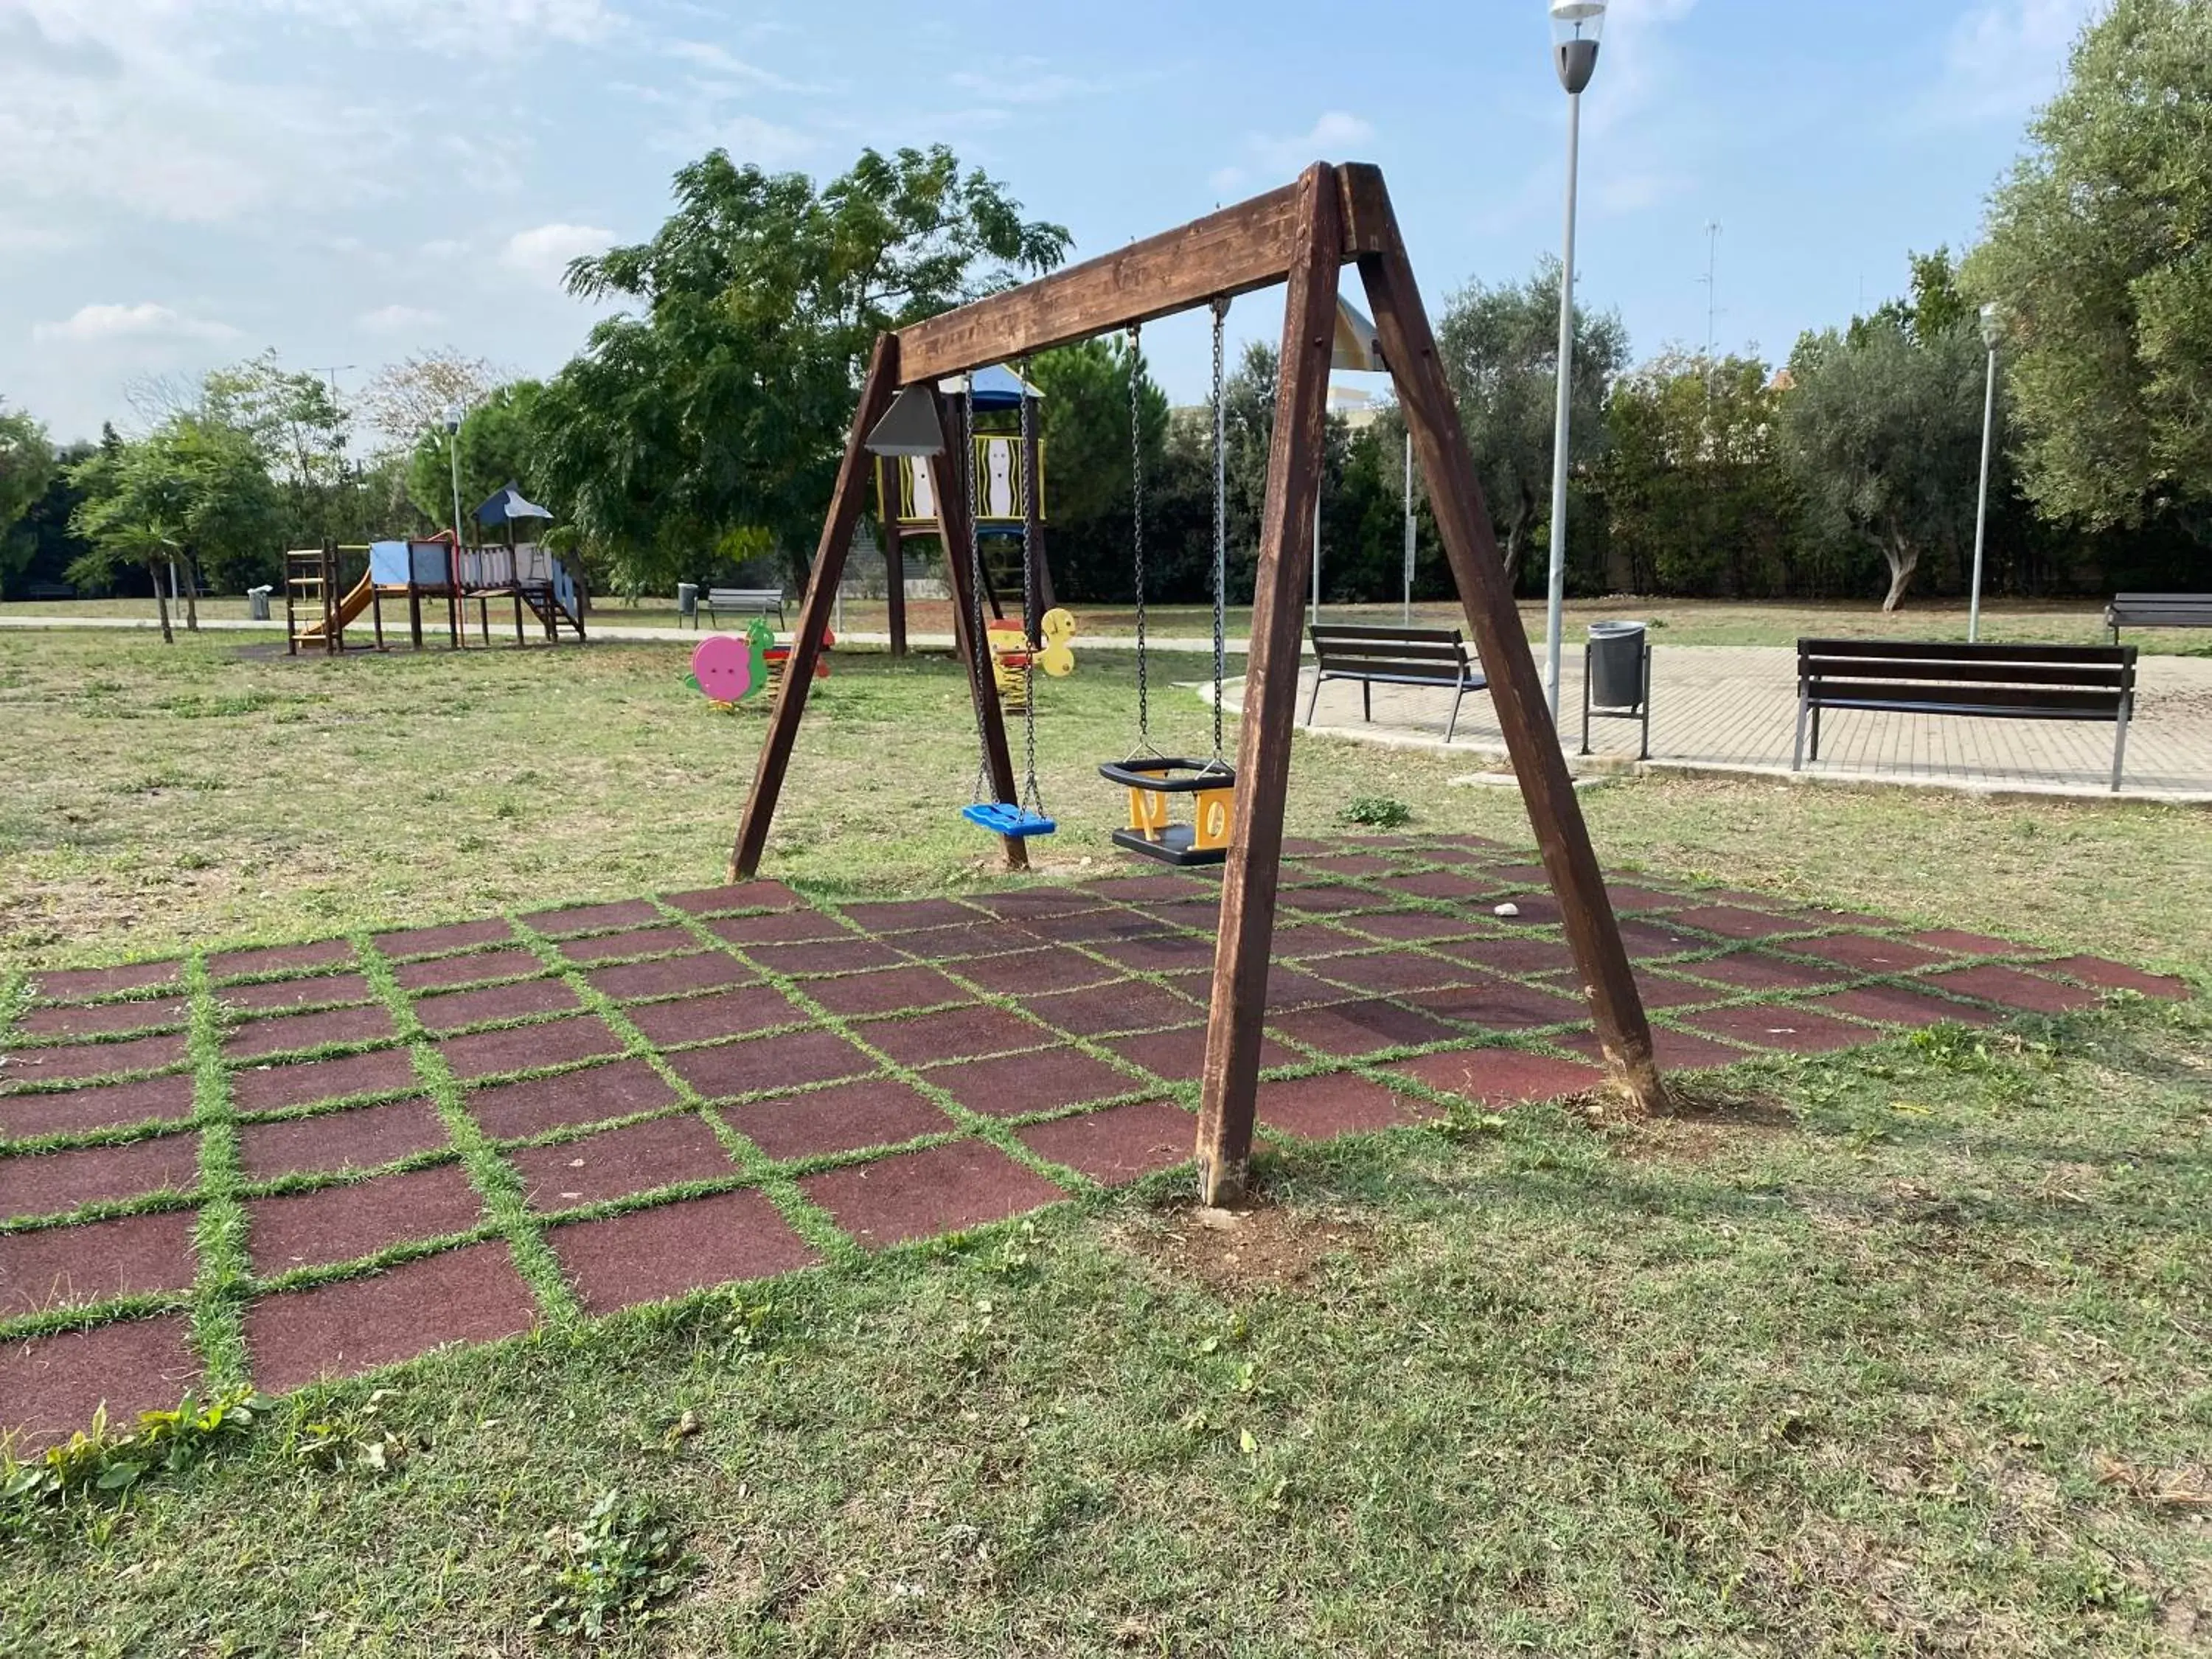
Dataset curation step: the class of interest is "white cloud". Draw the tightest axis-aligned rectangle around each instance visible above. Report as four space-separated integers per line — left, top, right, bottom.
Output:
1214 111 1377 194
500 222 616 287
716 114 818 168
357 303 445 333
667 38 813 94
1933 0 2100 125
32 302 240 344
257 0 614 54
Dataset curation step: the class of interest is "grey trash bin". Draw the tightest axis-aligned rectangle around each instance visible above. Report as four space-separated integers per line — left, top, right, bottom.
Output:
1581 622 1651 760
246 585 273 621
677 582 699 625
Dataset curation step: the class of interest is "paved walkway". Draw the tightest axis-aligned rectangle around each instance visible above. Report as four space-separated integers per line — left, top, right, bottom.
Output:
1 834 2190 1451
1255 645 2212 804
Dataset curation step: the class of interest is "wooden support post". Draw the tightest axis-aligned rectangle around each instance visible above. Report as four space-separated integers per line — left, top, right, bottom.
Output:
514 592 524 647
732 335 902 880
1343 165 1663 1114
372 583 385 651
1194 164 1344 1206
931 391 1029 872
408 588 422 651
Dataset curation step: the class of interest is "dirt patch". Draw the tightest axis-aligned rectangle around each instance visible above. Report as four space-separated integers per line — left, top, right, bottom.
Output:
1113 1199 1377 1299
1615 1082 1799 1165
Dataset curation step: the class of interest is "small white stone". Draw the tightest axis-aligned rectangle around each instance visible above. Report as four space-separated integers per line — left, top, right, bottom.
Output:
1493 902 1521 918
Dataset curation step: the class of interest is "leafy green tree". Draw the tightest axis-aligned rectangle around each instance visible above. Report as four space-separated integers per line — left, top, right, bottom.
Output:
1026 338 1169 605
0 402 57 597
406 381 549 533
201 350 355 547
68 419 283 625
1963 0 2212 531
534 145 1071 591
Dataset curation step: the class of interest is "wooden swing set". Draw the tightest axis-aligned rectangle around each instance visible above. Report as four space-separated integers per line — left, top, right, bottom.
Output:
732 162 1666 1203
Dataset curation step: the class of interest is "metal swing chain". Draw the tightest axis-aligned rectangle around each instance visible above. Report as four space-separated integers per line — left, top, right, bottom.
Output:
1127 323 1152 758
1210 296 1229 770
1016 361 1045 818
961 385 994 805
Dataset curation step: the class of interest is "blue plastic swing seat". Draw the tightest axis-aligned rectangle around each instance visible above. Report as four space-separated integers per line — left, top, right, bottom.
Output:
962 802 1058 838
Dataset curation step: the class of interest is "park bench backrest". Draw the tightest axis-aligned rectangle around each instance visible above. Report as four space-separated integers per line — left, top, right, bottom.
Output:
706 588 784 608
1797 639 2136 717
1309 624 1478 686
2107 593 2212 627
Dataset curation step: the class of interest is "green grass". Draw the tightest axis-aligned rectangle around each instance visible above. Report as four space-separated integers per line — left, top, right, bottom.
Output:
3 627 2209 1655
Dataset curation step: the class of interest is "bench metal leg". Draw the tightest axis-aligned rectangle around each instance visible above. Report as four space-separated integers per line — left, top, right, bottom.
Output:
1446 686 1464 744
2112 697 2132 792
1638 644 1652 761
1792 693 1809 771
1579 644 1591 757
1362 681 1371 723
1304 671 1325 727
1810 703 1823 763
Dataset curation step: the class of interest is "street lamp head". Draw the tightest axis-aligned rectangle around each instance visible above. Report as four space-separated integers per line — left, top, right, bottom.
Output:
1980 301 2006 350
1551 0 1605 94
442 401 464 434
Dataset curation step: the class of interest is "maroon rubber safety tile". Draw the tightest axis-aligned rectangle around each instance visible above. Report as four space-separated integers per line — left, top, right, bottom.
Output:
18 997 192 1040
1781 933 1950 974
835 897 977 933
723 1076 952 1163
745 936 908 978
0 1210 198 1315
1129 896 1222 931
2036 956 2190 1000
1255 966 1354 1012
668 1029 877 1099
1291 852 1399 878
1908 928 2028 959
247 1163 484 1275
1277 835 1338 856
661 880 804 916
1628 972 1730 1010
2 1032 189 1087
1020 981 1203 1039
470 1057 680 1141
1604 884 1691 912
245 1242 538 1394
586 951 754 1004
1280 883 1389 916
1335 909 1484 944
706 910 849 948
207 940 356 982
412 978 579 1034
861 1005 1051 1068
1387 1048 1604 1108
27 961 182 1004
1484 894 1565 927
557 925 696 966
232 1048 419 1113
1921 964 2101 1015
1432 934 1580 976
1267 922 1369 959
1068 874 1206 903
1800 985 2003 1030
1256 1072 1432 1141
1308 950 1475 998
374 919 514 959
1083 932 1220 973
951 947 1123 995
625 985 807 1046
928 1047 1141 1119
1669 905 1799 942
524 898 661 936
223 1004 395 1062
507 1115 739 1212
1405 978 1586 1032
804 966 973 1019
1614 919 1708 959
1397 844 1494 866
1018 1099 1194 1185
392 947 545 992
897 920 1032 962
1681 1004 1875 1054
1 1315 201 1455
1270 998 1465 1057
217 974 376 1015
1680 951 1853 994
550 1189 819 1315
800 1141 1065 1248
1487 863 1554 887
1039 910 1175 947
0 1133 200 1221
1374 870 1498 902
437 1015 622 1082
1555 1026 1753 1072
1102 1023 1301 1080
237 1099 451 1181
964 889 1110 922
0 1074 197 1141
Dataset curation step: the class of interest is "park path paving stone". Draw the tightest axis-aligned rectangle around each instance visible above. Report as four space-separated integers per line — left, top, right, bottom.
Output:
1310 950 1480 998
1085 933 1220 973
1270 998 1465 1057
507 1116 740 1212
804 965 973 1019
951 946 1124 995
800 1141 1066 1248
1018 1099 1195 1184
1387 1048 1605 1108
0 1209 199 1314
1557 1026 1754 1072
551 1189 819 1316
661 880 805 916
207 940 355 982
245 1241 538 1394
17 996 192 1040
2037 956 2190 998
556 925 696 966
0 1133 200 1221
706 909 849 947
3 1031 189 1086
216 974 375 1015
438 1015 623 1082
1405 978 1586 1033
27 961 183 1004
392 947 546 992
586 951 754 1004
1 1315 201 1455
721 1077 953 1163
1680 951 1853 993
669 1029 877 1099
1257 1074 1433 1141
625 984 808 1046
524 899 661 937
1433 934 1579 977
1921 964 2104 1015
1103 1024 1301 1081
863 1005 1054 1068
745 936 908 978
0 1074 198 1141
237 1099 451 1181
1682 1004 1875 1054
375 918 514 959
247 1163 485 1274
1782 933 1952 974
1908 928 2027 958
1338 909 1485 943
469 1057 680 1141
1020 980 1205 1040
223 1004 396 1062
928 1047 1141 1119
412 977 580 1034
836 897 978 933
1801 985 2004 1030
232 1048 420 1113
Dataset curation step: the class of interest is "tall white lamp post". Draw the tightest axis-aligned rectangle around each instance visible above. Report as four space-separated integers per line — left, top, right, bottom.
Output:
1968 302 2003 644
443 402 466 552
1543 0 1606 723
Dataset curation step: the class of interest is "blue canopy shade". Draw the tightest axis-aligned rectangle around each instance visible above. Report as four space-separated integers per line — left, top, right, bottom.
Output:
937 364 1044 411
474 482 554 526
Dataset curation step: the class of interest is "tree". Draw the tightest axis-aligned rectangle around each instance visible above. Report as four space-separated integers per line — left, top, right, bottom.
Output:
406 380 549 532
1026 338 1169 604
0 402 57 597
68 418 283 627
1963 0 2212 530
360 350 503 456
201 349 353 546
533 145 1071 592
1430 259 1627 589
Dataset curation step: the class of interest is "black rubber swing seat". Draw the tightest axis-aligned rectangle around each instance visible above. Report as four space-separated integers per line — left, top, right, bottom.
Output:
1098 757 1238 868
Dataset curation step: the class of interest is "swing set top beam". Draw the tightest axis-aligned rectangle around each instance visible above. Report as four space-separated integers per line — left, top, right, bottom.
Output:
894 165 1395 386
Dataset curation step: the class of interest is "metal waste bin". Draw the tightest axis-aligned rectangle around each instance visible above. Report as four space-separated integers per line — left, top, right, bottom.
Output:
1582 621 1651 760
677 582 699 626
246 585 273 621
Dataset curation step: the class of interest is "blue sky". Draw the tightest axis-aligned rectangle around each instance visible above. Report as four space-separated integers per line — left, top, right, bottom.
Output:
0 0 2096 445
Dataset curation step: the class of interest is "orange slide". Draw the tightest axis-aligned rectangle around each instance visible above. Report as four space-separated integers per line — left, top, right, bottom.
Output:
296 574 376 641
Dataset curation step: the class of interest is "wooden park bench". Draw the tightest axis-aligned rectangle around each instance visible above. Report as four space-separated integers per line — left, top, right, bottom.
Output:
20 582 75 601
2106 593 2212 642
692 588 786 630
1794 639 2139 792
1305 623 1488 742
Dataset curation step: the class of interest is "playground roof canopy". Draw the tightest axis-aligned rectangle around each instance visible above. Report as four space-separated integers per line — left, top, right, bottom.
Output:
475 483 554 526
937 364 1043 410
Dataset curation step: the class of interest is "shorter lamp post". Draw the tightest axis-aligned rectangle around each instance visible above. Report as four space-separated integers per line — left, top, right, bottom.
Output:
442 402 466 553
1968 302 2003 644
